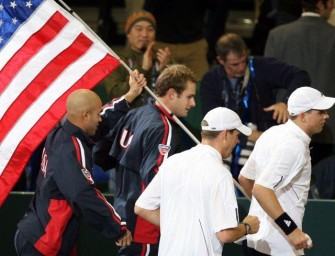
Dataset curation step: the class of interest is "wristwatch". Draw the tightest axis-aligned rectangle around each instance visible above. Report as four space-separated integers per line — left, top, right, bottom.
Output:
241 222 251 235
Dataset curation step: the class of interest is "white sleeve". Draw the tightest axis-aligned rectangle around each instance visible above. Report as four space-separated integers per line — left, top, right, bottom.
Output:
256 144 304 190
211 173 239 233
135 170 161 210
240 150 257 180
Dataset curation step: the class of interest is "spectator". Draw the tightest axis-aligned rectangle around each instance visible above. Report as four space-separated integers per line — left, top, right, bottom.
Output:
144 0 229 79
135 107 260 255
200 33 310 179
102 10 171 108
238 86 335 255
94 64 196 256
265 0 335 166
250 0 302 56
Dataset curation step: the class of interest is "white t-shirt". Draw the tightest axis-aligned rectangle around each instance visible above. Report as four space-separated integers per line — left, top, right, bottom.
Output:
240 120 311 256
136 144 239 256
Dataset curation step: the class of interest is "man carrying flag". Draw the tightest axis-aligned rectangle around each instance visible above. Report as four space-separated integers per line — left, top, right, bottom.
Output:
15 69 146 255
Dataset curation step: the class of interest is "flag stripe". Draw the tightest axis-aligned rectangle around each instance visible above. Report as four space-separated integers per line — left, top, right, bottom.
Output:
0 33 93 142
0 16 85 119
0 54 120 205
0 12 68 92
0 43 111 171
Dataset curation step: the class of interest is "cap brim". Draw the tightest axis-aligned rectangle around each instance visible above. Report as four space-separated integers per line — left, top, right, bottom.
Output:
237 125 252 136
313 96 335 110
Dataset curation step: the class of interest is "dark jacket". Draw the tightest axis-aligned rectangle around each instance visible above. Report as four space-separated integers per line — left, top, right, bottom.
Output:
17 97 130 255
200 56 311 131
102 100 181 244
18 121 126 255
102 47 158 108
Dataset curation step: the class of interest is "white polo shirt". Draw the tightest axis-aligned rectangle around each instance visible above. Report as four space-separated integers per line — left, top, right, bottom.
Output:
136 144 239 256
240 120 311 256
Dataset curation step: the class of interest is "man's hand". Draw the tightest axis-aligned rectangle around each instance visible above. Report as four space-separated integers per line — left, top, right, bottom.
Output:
287 228 313 250
124 69 146 103
156 47 171 71
263 102 288 124
241 215 260 235
115 229 132 247
142 41 155 71
248 130 262 143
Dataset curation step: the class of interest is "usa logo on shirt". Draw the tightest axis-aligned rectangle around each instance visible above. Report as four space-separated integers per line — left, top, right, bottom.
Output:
81 168 94 185
158 144 171 155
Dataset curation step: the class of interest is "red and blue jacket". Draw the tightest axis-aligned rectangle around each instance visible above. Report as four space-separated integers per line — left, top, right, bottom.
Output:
107 100 182 244
17 97 130 255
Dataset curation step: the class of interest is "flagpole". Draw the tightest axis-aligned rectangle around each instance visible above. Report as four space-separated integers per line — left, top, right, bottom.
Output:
57 0 250 200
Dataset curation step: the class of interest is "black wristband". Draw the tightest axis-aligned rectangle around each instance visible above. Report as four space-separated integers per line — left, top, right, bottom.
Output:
275 212 297 235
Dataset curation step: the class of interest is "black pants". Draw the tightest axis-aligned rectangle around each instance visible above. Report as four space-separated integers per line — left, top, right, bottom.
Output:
244 247 270 256
242 240 270 256
118 242 159 256
14 229 42 256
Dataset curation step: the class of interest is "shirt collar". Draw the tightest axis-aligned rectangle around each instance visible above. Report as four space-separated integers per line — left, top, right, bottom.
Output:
154 101 175 122
287 119 311 145
197 144 223 162
63 119 93 146
302 12 321 18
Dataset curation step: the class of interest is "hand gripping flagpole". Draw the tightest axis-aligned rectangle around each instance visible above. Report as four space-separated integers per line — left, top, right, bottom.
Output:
58 0 250 200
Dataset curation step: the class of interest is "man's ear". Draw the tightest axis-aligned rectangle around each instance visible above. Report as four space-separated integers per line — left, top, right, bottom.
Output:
316 0 325 12
221 130 228 142
216 56 225 66
82 111 89 121
298 112 308 123
167 88 176 100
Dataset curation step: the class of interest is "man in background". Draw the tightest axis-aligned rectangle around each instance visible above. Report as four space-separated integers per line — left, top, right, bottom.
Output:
103 10 171 108
200 33 310 179
265 0 335 166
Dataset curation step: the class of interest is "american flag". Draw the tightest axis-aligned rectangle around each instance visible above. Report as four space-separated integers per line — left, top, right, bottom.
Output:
0 0 120 206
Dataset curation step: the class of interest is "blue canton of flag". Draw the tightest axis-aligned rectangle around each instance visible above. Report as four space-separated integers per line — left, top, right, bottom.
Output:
0 0 43 49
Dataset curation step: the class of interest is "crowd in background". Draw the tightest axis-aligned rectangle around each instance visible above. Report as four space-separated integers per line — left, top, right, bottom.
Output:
12 1 335 255
15 0 335 200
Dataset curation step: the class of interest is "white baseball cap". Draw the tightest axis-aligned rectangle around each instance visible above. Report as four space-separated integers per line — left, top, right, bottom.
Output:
288 87 335 116
201 107 252 136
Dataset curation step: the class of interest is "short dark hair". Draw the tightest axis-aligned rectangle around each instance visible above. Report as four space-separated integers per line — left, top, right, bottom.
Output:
154 64 197 97
302 0 328 12
215 33 248 61
289 109 313 120
200 120 236 140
